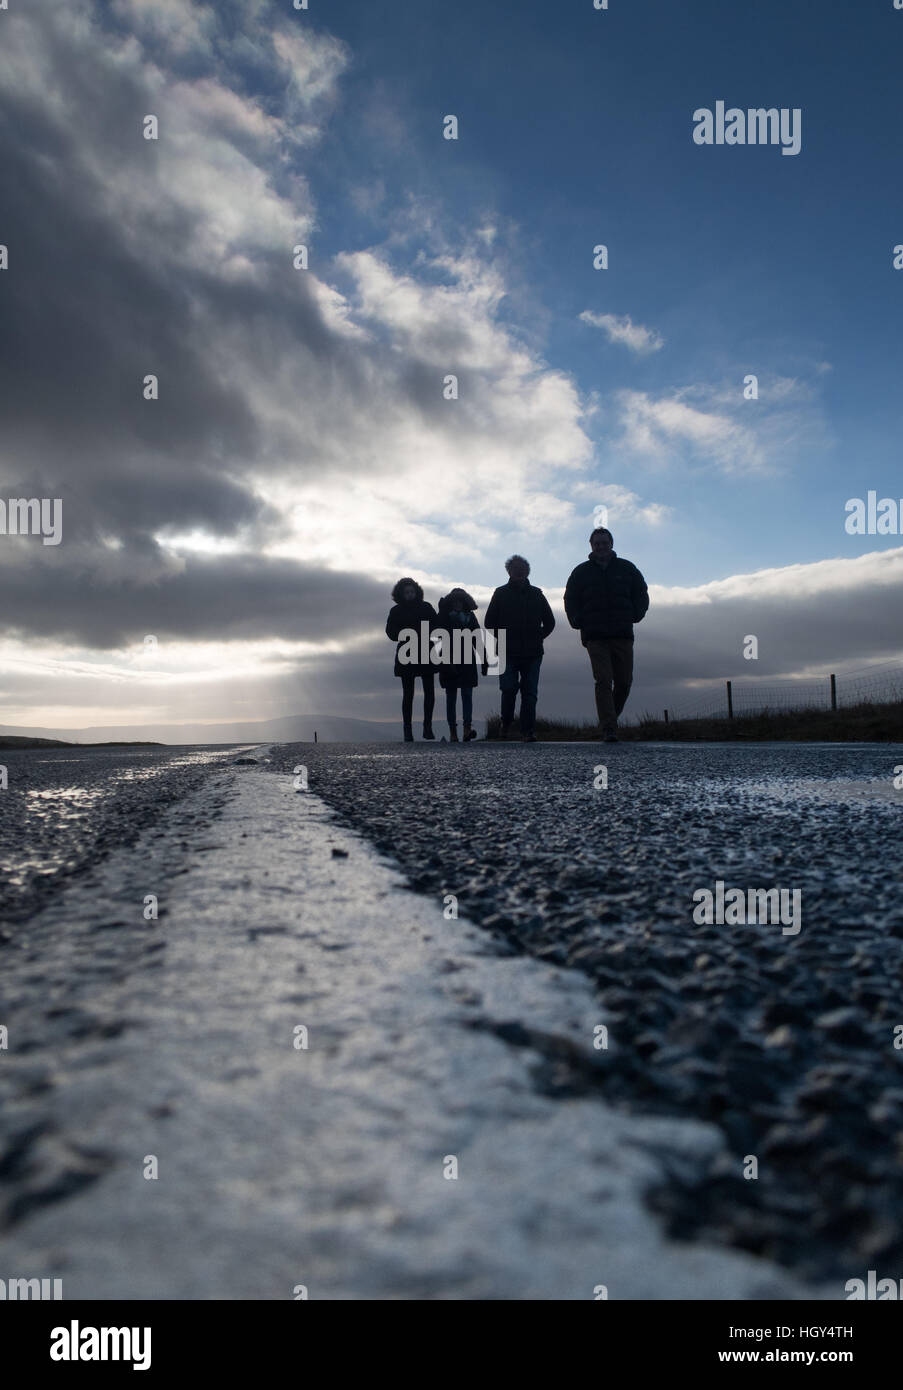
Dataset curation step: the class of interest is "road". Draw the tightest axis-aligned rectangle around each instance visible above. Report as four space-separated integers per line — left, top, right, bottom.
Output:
1 739 900 1297
267 739 903 1284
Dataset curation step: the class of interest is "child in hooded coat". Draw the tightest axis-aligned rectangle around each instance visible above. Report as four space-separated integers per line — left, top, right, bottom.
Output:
434 588 487 742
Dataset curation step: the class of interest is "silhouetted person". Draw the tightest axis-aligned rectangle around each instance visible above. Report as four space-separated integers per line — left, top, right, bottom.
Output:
564 527 649 742
434 588 487 741
484 555 555 742
386 578 436 741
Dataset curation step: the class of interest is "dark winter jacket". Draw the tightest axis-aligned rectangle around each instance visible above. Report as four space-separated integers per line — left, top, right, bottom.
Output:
563 553 649 643
386 579 437 678
433 591 486 689
484 579 556 662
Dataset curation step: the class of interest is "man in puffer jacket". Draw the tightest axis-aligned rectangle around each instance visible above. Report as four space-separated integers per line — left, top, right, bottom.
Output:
563 527 649 742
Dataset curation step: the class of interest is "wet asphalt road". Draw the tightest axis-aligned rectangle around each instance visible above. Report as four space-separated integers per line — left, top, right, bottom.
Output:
2 738 902 1287
266 740 903 1282
0 745 248 926
0 757 814 1299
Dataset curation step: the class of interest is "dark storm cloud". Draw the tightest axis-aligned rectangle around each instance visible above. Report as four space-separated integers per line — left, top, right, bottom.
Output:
0 0 532 655
0 0 388 639
0 48 250 461
0 61 337 534
0 1 372 595
0 0 608 693
0 547 390 647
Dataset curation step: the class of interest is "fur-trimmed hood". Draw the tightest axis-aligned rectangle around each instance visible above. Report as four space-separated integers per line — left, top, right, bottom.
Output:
438 588 478 613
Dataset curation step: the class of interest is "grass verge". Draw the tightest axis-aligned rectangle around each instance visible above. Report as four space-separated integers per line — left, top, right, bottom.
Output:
484 701 903 742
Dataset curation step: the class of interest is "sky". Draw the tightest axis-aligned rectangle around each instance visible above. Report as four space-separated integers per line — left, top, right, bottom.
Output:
1 0 901 732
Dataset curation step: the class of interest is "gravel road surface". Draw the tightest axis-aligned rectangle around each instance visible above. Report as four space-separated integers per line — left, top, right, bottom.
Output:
266 740 903 1285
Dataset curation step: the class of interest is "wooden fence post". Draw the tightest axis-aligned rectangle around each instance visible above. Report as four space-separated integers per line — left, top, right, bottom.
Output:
726 680 734 720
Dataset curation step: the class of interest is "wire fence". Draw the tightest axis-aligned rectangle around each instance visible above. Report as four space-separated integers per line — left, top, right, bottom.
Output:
655 659 903 724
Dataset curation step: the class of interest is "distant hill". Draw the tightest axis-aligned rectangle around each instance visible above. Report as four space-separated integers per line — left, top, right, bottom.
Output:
0 715 399 746
0 736 165 749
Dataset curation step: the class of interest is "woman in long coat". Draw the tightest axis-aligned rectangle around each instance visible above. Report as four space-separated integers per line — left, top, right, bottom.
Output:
385 578 437 741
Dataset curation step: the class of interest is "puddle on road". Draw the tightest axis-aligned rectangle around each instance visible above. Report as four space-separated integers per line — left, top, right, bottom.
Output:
657 772 901 809
2 746 255 911
746 777 902 806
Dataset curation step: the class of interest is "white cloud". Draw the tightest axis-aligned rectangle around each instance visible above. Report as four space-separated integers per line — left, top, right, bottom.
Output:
616 389 765 473
652 546 903 609
109 0 215 57
580 311 664 354
0 2 348 279
612 368 832 476
228 244 595 565
570 482 671 528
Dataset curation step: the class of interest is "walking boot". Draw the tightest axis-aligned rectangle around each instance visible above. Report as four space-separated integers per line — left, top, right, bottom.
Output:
449 725 459 742
403 724 414 742
422 722 435 740
463 723 476 741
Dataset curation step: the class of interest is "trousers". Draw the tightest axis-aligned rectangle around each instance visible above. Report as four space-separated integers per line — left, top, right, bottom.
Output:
498 656 542 734
400 672 435 726
445 684 473 725
584 638 633 729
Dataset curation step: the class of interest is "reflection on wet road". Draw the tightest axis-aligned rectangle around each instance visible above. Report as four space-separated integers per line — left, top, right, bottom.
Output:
0 745 255 924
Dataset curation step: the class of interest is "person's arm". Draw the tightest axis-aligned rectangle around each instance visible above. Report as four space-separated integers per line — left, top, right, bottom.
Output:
563 569 582 629
539 591 556 638
420 601 437 630
469 613 488 675
631 566 650 623
420 604 440 666
386 607 400 641
483 591 503 669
